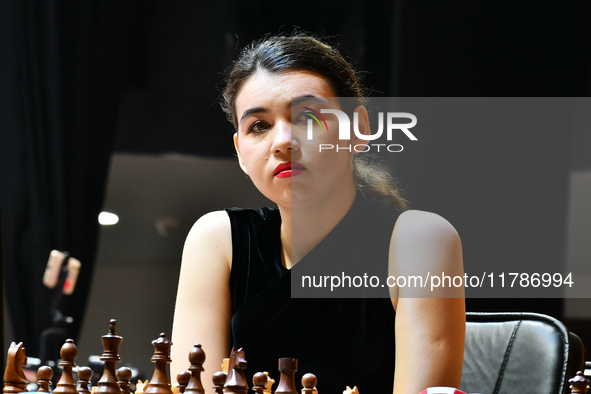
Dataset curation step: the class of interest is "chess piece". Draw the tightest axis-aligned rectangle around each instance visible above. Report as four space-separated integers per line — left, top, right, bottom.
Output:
3 342 29 393
252 373 268 394
136 380 149 394
262 372 274 394
117 367 132 394
342 387 359 394
95 320 123 394
301 374 317 394
570 371 590 394
144 333 174 394
53 339 78 394
185 344 205 394
223 348 248 394
275 358 298 394
176 371 190 394
37 366 53 393
78 367 93 394
212 372 226 394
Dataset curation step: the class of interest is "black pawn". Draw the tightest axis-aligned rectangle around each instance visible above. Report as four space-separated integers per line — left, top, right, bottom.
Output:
176 371 190 394
37 366 53 393
77 367 92 394
301 374 317 394
252 373 267 394
96 320 123 394
212 372 226 394
117 367 132 394
53 339 78 394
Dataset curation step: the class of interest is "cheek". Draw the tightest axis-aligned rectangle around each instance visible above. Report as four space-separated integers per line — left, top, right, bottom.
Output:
302 135 354 173
239 144 255 160
305 122 355 154
237 141 267 171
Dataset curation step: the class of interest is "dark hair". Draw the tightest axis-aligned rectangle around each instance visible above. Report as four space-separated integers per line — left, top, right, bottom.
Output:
221 33 408 210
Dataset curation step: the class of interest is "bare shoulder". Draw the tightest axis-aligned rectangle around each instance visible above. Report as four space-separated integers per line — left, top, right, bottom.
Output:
390 210 462 274
187 210 231 239
395 210 459 242
183 210 232 270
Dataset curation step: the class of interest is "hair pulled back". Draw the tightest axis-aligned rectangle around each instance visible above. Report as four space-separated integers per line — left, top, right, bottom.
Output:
221 33 408 210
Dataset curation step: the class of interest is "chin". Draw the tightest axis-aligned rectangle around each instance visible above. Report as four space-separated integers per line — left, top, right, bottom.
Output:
260 189 290 209
289 190 324 212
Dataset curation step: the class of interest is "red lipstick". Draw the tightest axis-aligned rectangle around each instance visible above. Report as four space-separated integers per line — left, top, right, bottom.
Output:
274 161 306 178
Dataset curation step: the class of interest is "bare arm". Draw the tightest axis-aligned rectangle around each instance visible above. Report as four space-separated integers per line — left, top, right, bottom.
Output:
171 211 233 387
389 210 465 394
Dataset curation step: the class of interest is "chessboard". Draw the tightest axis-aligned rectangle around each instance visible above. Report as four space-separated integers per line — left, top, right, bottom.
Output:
3 319 324 394
3 319 590 394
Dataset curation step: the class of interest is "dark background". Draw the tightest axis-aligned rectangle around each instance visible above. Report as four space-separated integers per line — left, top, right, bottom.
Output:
1 0 590 371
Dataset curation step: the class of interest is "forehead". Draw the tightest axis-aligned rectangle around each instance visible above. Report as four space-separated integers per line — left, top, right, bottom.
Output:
235 70 336 118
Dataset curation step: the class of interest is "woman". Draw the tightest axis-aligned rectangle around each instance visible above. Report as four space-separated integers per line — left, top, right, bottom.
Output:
171 34 465 394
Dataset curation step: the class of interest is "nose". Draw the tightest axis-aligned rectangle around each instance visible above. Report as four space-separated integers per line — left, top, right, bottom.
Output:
271 120 299 155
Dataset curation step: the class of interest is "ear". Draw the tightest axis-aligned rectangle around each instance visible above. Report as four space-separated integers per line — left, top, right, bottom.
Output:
352 105 371 148
233 133 249 175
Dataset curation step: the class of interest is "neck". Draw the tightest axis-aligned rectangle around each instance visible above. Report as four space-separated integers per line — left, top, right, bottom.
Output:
279 185 357 269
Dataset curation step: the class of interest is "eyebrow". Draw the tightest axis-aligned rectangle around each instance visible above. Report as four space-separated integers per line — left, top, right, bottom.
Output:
239 107 268 125
290 95 329 107
238 96 330 125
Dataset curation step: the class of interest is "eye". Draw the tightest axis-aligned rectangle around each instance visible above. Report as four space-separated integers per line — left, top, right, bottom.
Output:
248 120 271 134
295 110 315 125
296 109 326 131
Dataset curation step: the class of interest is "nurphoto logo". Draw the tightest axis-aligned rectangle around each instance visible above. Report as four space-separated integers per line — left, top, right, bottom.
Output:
306 107 418 153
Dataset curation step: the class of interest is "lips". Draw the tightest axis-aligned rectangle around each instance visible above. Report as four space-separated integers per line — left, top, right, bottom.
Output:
274 161 306 178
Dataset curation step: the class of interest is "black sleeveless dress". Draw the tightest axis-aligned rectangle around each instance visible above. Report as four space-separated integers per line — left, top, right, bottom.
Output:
225 194 401 394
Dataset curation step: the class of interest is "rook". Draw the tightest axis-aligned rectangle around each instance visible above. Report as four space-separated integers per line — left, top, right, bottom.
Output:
276 359 297 394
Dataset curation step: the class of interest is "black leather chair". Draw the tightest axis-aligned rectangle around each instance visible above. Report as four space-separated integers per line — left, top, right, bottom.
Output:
460 312 586 394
